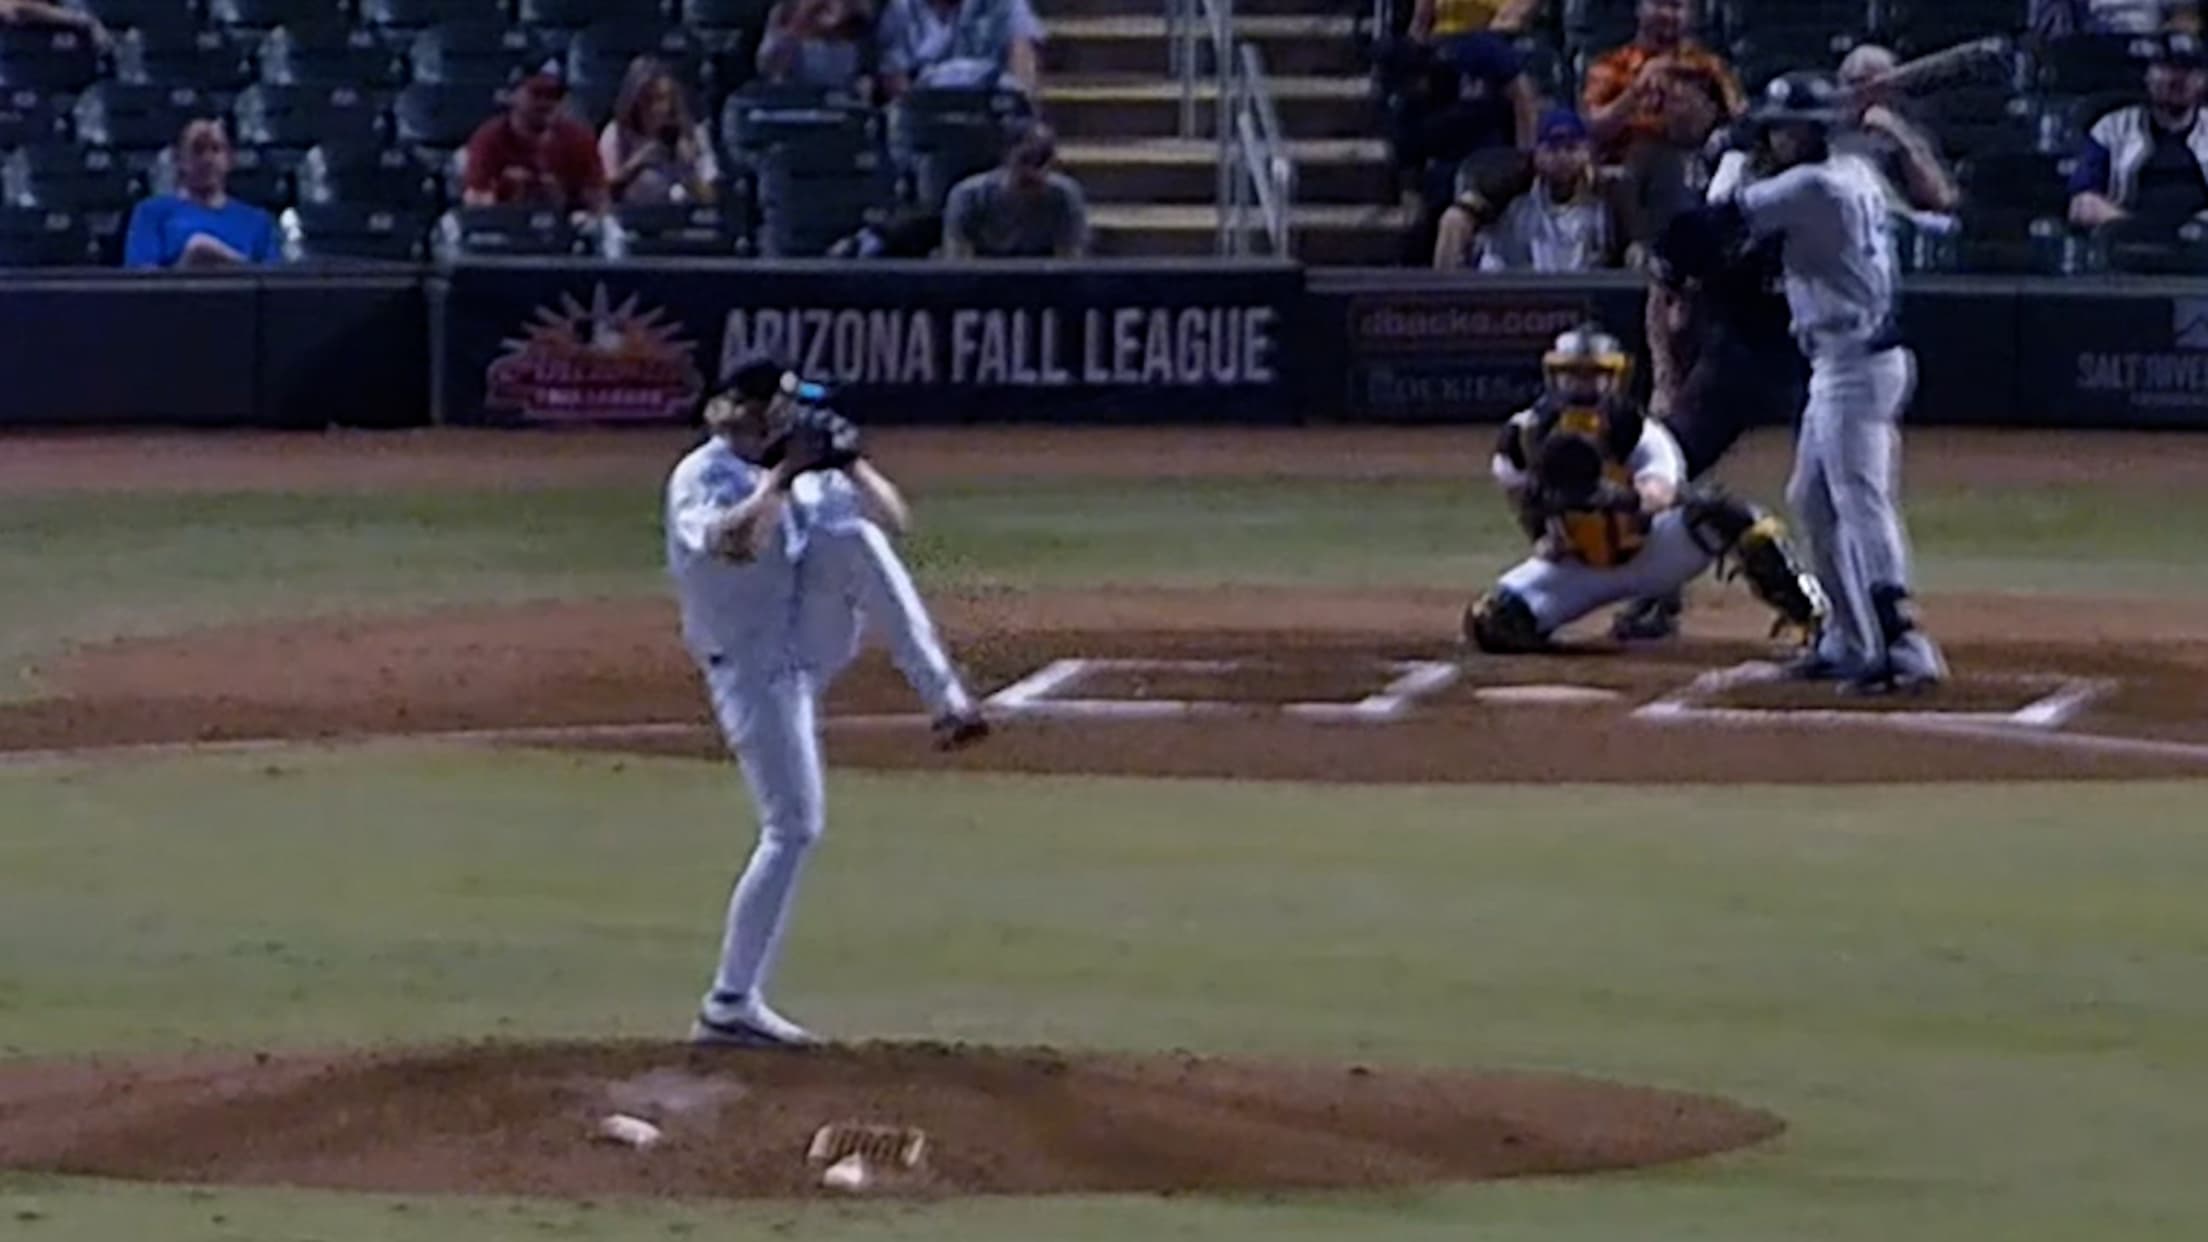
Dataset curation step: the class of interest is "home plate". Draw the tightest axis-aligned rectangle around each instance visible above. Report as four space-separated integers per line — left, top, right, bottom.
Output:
1475 684 1623 706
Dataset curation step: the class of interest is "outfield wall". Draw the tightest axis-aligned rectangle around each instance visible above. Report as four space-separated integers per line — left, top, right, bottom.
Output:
5 261 2207 430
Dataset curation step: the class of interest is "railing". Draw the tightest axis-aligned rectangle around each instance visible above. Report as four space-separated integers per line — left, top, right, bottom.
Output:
1169 0 1296 256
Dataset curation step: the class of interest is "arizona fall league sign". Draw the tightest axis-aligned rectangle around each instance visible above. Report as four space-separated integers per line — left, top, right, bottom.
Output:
439 261 1303 425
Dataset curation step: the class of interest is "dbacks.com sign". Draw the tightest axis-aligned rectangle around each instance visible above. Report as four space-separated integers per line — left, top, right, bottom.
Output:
719 304 1281 388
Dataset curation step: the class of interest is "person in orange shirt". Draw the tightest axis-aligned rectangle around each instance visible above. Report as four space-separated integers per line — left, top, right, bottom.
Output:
1580 0 1743 246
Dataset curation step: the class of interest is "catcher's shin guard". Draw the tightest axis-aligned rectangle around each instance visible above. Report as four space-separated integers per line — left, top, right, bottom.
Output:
1684 494 1829 642
1464 589 1548 653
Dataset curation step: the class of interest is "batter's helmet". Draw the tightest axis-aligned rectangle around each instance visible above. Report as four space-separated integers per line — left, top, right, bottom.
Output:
1753 72 1844 129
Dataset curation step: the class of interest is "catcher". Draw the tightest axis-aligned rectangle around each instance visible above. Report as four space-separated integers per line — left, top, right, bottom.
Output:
668 353 985 1048
1464 324 1827 653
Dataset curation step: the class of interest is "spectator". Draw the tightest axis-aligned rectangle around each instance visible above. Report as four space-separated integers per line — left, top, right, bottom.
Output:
462 61 609 214
1398 33 1540 260
1435 110 1624 271
1581 0 1744 244
0 0 108 45
2032 0 2172 38
941 123 1086 258
1408 0 1540 42
600 58 719 206
1835 44 1960 214
123 119 278 269
876 0 1043 97
2069 34 2208 243
759 0 873 93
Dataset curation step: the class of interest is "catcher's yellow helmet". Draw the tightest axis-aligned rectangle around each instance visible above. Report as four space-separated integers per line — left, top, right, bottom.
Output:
1541 325 1632 394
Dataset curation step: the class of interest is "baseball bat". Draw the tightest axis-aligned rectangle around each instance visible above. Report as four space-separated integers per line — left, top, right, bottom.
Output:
1847 35 2013 100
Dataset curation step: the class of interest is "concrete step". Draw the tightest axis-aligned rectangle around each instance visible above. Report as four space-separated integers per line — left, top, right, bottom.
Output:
1058 136 1392 204
1040 74 1376 140
1042 15 1368 77
1088 202 1414 265
1046 0 1366 17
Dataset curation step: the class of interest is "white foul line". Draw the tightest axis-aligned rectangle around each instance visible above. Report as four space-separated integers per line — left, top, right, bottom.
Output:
1634 662 2208 765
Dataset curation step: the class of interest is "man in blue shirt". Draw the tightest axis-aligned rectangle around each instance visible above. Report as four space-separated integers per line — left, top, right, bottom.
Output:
123 119 278 269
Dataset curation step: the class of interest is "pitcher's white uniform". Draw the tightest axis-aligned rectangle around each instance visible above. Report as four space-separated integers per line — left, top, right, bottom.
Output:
667 438 974 1039
1733 150 1939 681
1491 412 1716 630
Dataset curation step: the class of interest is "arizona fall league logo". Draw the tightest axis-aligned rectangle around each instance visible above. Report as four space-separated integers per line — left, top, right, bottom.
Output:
487 284 704 423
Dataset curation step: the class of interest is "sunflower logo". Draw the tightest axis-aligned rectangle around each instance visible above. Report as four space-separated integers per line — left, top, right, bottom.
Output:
486 285 704 423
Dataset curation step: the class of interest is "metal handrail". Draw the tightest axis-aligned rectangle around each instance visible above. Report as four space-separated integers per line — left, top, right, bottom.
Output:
1230 43 1294 255
1169 0 1297 255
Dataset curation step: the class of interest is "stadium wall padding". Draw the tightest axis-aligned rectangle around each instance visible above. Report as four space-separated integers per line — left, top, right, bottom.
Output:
7 263 2208 430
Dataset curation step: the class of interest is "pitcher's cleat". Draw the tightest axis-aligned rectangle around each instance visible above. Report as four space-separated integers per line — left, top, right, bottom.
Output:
692 993 819 1048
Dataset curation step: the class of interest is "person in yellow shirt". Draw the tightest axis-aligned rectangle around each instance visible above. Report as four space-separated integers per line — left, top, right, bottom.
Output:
1409 0 1539 42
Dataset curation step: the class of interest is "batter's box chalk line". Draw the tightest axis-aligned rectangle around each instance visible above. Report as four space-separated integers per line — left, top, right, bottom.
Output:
982 657 1463 724
1633 661 2208 764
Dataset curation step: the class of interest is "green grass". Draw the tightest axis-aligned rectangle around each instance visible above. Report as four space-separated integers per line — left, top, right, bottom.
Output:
2 750 2207 1240
3 475 2204 694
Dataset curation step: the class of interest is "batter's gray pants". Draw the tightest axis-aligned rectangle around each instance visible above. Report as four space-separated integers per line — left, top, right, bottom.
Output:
1786 345 1918 668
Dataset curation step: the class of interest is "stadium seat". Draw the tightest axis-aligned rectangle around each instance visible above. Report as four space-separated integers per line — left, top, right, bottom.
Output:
1886 0 2025 54
73 83 211 153
755 133 892 257
0 88 69 150
2037 34 2149 98
436 203 582 256
887 88 1022 207
568 21 707 94
259 21 409 88
5 145 136 261
280 201 432 261
75 0 201 33
358 0 508 40
519 0 654 33
1511 34 1570 100
297 141 443 211
0 206 93 266
5 145 137 211
1963 149 2072 218
117 26 258 93
1728 30 1858 93
1925 85 2037 161
0 28 102 93
681 0 774 34
1563 0 1641 55
604 200 746 256
234 84 387 153
409 21 559 85
720 87 871 169
207 0 347 31
393 80 501 148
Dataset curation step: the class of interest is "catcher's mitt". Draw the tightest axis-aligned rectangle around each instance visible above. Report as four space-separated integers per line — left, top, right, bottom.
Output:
760 404 863 475
1531 431 1640 512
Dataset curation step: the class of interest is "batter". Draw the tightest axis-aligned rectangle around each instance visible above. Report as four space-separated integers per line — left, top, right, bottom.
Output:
1713 72 1946 692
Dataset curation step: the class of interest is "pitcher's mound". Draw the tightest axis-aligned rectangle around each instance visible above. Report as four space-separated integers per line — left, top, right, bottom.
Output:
0 1042 1779 1200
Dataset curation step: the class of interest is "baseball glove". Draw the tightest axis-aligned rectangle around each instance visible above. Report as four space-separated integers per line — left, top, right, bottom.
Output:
1530 431 1640 514
761 405 863 475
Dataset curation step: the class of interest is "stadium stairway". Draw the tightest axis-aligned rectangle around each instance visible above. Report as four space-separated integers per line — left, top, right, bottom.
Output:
1040 0 1411 263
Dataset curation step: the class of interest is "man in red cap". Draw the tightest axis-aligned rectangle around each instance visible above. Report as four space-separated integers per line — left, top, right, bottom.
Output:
462 60 609 214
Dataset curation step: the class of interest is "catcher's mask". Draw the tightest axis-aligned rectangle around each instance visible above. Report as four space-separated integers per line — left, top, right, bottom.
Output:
1542 325 1630 404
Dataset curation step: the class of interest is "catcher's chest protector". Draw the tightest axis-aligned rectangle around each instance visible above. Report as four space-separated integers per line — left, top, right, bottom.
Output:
1523 397 1650 568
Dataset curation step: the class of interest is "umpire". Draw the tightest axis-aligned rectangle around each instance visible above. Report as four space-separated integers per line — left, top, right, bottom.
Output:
1613 126 1810 641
